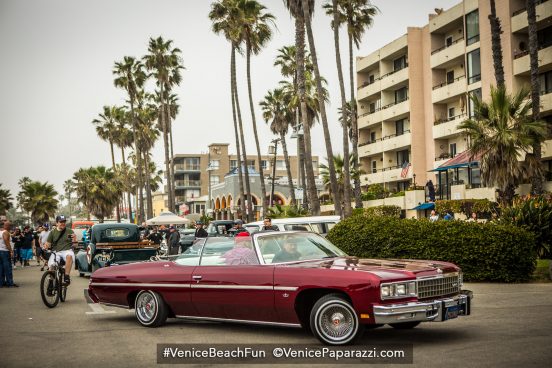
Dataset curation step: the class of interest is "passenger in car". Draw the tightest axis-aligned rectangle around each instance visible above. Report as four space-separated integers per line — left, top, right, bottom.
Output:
272 238 302 263
222 233 258 265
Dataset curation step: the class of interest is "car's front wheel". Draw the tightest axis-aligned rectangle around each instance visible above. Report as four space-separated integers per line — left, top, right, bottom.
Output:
135 290 168 327
309 294 364 345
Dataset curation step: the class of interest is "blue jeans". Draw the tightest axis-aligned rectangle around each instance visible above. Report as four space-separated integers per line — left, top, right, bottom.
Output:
0 250 14 286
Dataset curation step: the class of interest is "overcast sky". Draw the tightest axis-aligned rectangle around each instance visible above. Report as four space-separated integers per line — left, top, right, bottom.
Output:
0 0 458 198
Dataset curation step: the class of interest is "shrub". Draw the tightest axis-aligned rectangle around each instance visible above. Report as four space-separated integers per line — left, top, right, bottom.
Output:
327 216 536 282
500 194 552 258
267 204 309 219
435 199 497 216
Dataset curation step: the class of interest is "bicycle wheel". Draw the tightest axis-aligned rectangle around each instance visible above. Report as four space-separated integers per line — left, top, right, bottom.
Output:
40 271 59 308
59 272 67 302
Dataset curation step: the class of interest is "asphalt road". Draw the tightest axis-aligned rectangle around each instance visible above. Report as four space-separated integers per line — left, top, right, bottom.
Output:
1 264 551 368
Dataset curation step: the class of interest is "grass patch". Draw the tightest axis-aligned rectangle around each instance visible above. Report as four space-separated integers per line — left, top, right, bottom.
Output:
533 259 551 282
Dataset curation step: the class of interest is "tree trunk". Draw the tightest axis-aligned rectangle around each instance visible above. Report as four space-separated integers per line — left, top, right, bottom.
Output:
231 45 247 220
167 104 176 209
348 31 363 209
295 15 320 215
280 132 296 206
527 0 543 195
233 49 253 222
121 147 133 223
109 140 121 223
246 43 268 217
489 0 505 87
143 150 154 219
130 101 144 223
331 0 351 218
160 84 174 214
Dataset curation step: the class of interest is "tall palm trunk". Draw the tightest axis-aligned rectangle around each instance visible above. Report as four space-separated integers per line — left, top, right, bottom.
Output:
331 0 351 218
280 132 296 206
167 108 176 208
302 0 342 217
231 45 247 220
489 0 505 87
109 139 121 222
130 101 144 223
233 47 254 222
348 30 363 209
296 98 308 209
121 147 133 222
246 42 268 216
527 0 543 194
160 84 174 213
295 15 320 215
143 150 154 219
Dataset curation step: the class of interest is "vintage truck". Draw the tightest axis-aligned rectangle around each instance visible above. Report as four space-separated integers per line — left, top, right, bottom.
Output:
75 223 159 276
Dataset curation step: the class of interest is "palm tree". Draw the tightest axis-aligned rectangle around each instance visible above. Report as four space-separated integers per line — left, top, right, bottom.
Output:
526 0 543 194
209 0 248 220
113 106 134 221
260 88 296 206
136 103 160 218
143 36 184 214
92 105 122 222
330 0 378 209
113 56 147 223
323 0 351 217
489 0 505 87
300 0 342 216
63 179 75 218
0 184 13 215
17 180 59 225
239 0 275 218
320 153 362 201
73 166 122 223
458 86 546 204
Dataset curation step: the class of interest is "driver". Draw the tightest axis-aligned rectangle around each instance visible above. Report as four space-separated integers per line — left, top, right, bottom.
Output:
272 237 302 263
43 215 76 285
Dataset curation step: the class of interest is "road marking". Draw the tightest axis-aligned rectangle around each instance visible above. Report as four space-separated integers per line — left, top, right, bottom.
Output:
85 303 116 315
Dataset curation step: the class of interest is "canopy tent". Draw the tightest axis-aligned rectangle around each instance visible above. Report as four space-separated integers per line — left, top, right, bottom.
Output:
411 202 435 210
146 212 191 225
430 150 481 172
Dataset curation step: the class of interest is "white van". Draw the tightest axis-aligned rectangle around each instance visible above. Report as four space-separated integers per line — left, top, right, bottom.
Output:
244 216 340 236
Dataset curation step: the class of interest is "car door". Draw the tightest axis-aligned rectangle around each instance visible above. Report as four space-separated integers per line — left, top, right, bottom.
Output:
191 237 276 322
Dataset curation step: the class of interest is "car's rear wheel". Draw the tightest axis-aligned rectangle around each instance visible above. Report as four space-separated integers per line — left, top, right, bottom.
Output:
389 321 421 329
309 294 363 345
135 290 168 327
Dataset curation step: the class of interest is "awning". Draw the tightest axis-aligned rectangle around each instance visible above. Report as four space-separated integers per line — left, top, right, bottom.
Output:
430 150 481 172
411 202 435 210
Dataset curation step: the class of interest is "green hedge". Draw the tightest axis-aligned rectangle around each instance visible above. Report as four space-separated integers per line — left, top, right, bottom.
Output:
327 216 537 282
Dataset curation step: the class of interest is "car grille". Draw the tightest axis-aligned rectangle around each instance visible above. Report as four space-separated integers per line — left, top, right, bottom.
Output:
417 273 461 299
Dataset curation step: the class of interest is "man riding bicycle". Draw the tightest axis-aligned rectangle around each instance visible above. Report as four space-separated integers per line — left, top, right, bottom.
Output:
43 215 76 285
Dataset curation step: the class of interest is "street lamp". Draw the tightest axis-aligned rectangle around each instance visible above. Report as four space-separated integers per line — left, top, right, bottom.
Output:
413 173 417 187
269 138 281 207
206 163 216 216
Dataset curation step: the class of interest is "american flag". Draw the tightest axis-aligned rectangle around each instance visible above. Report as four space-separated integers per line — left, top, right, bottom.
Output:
400 162 411 178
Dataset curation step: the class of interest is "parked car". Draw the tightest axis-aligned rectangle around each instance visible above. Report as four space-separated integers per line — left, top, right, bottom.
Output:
205 220 235 236
72 220 94 249
245 216 340 236
76 223 159 276
178 228 196 250
86 231 472 345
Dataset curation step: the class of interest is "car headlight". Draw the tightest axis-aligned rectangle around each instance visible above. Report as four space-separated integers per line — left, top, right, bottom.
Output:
380 280 417 300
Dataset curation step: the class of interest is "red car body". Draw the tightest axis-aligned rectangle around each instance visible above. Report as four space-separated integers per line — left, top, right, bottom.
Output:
86 231 472 345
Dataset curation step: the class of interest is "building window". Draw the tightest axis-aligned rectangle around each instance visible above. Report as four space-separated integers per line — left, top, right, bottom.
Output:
230 160 237 170
465 10 479 45
312 161 319 171
371 160 377 173
185 189 200 200
467 49 481 84
184 157 200 170
446 70 454 84
396 150 409 166
369 102 376 113
393 55 407 71
450 143 457 157
396 119 405 136
209 159 220 169
210 176 220 186
261 160 269 170
446 36 453 47
247 160 255 170
395 87 408 103
468 88 482 118
369 74 375 83
448 107 455 120
539 71 552 95
370 131 376 143
276 160 285 170
537 25 552 48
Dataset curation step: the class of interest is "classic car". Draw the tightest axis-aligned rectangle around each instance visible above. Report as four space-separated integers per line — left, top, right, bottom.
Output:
178 228 196 250
205 220 235 236
85 231 472 345
245 215 340 236
76 223 159 276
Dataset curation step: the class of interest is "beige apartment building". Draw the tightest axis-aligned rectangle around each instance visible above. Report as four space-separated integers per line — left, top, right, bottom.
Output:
172 143 319 211
356 0 552 200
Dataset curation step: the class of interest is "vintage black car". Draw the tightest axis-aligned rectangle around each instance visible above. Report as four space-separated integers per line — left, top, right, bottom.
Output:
75 223 159 276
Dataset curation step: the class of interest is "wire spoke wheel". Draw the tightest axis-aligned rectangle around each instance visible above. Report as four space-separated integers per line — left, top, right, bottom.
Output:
40 271 59 308
136 292 158 324
310 294 362 345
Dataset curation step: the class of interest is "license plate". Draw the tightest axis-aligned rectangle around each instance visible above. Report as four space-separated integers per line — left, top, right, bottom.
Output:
97 255 110 262
445 305 460 320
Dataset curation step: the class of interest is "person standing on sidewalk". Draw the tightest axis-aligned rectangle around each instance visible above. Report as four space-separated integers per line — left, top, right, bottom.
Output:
0 220 18 287
21 226 34 267
11 228 23 268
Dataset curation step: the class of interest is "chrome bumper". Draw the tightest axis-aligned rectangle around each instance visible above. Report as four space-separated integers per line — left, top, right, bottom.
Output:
373 290 472 324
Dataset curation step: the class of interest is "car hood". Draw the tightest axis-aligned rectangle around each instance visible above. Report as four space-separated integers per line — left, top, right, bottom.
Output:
277 257 459 280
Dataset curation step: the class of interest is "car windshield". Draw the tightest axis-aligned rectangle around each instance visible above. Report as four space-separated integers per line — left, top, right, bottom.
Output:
174 237 259 266
257 232 347 264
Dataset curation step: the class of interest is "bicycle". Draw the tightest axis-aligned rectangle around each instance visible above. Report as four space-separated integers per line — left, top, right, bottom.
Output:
40 250 68 308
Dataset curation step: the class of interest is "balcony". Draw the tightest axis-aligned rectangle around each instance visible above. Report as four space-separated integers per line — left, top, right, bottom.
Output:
433 113 468 139
513 43 552 76
174 180 202 188
431 75 466 103
358 139 384 157
541 91 552 114
380 98 410 121
380 66 409 91
382 131 412 151
358 109 382 129
357 79 381 101
430 37 465 69
543 139 552 159
361 165 412 185
429 2 463 33
511 0 551 33
174 164 201 172
357 53 379 73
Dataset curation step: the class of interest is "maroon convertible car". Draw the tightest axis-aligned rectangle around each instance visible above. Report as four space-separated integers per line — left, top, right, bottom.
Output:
86 231 472 345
